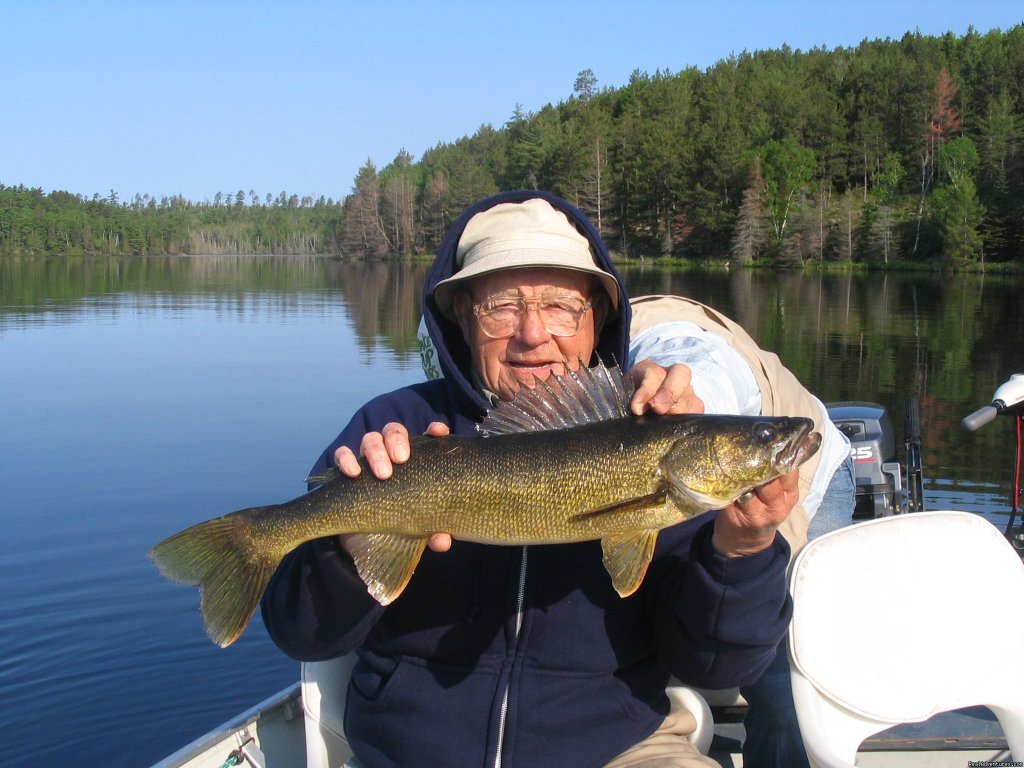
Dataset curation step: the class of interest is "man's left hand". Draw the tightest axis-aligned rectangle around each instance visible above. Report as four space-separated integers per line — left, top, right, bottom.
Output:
630 360 704 415
711 470 799 557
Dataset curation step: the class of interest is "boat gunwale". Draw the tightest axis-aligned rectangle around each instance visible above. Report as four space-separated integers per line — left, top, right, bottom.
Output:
149 682 301 768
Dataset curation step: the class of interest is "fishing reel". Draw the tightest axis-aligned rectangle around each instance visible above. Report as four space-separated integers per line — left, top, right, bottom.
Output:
962 373 1024 552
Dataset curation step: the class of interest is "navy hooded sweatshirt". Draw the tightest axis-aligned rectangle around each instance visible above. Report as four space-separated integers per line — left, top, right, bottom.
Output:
260 190 792 768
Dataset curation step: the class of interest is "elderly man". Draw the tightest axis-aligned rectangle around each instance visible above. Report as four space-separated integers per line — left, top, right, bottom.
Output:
261 191 805 768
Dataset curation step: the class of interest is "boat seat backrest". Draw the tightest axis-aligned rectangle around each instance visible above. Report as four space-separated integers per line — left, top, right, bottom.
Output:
302 654 356 768
788 510 1024 767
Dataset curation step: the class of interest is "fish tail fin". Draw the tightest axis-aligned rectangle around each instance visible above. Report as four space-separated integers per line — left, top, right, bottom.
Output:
148 508 279 648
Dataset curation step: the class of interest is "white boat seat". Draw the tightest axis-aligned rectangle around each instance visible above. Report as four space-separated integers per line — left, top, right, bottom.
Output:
788 510 1024 767
301 660 714 766
301 654 356 768
667 678 715 755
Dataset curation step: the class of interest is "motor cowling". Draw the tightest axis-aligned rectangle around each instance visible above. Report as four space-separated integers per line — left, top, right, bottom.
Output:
827 402 905 519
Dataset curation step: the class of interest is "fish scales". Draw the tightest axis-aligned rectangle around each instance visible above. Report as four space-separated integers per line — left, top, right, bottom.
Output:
259 417 690 547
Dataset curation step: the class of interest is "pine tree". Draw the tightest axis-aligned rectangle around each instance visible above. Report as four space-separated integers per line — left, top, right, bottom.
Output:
933 137 985 264
731 156 767 263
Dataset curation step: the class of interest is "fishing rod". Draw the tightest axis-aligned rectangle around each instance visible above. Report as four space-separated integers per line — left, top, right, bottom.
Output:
962 373 1024 550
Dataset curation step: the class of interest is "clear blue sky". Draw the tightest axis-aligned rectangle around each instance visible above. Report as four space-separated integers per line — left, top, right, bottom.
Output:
4 1 1021 204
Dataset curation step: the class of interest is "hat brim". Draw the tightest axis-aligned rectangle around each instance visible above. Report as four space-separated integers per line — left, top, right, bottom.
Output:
433 254 620 318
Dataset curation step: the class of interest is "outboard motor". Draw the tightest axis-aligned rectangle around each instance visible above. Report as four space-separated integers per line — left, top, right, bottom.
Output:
827 400 924 519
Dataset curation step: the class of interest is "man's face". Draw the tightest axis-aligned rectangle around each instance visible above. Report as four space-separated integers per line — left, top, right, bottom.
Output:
452 267 607 402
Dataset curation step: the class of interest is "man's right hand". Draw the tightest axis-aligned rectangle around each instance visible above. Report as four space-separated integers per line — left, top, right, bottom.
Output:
334 421 452 552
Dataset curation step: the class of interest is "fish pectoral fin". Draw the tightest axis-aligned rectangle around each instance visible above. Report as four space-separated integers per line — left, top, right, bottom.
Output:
346 533 428 605
571 492 665 521
600 530 659 598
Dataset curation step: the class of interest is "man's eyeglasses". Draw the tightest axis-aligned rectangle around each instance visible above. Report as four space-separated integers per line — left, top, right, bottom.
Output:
471 292 592 339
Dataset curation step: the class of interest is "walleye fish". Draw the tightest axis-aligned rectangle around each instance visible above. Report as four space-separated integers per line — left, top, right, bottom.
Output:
149 362 820 647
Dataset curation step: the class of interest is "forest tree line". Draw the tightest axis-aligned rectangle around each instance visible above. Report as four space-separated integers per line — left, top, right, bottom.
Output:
3 26 1023 266
0 188 345 257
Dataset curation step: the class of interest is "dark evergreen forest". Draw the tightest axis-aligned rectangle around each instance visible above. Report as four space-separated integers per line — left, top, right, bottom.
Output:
3 27 1022 266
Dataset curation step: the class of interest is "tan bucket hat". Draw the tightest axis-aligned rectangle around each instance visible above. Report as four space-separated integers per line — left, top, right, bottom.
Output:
432 198 620 316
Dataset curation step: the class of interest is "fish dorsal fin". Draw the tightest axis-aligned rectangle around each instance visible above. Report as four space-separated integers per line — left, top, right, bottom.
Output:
600 529 660 597
346 533 428 605
479 359 635 436
304 466 341 485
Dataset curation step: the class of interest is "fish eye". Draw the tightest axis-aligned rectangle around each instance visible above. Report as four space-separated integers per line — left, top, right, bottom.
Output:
752 422 777 443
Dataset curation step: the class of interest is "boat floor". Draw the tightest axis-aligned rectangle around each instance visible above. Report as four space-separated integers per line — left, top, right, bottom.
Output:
708 704 1010 766
152 684 1012 768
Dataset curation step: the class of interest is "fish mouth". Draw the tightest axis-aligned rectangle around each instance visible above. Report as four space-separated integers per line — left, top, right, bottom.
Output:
772 422 822 474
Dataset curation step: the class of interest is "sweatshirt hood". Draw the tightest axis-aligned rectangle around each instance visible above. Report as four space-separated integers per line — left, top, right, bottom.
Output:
421 190 631 416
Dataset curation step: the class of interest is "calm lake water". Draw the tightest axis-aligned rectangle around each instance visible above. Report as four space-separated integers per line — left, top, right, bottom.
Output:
1 255 1021 767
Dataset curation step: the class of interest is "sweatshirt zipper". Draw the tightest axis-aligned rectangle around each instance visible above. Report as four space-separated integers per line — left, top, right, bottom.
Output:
493 545 528 768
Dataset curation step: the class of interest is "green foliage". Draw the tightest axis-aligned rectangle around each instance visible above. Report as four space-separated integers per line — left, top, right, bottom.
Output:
756 138 817 244
937 136 980 187
931 180 986 264
344 24 1024 265
873 153 907 206
0 183 344 257
5 26 1024 265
